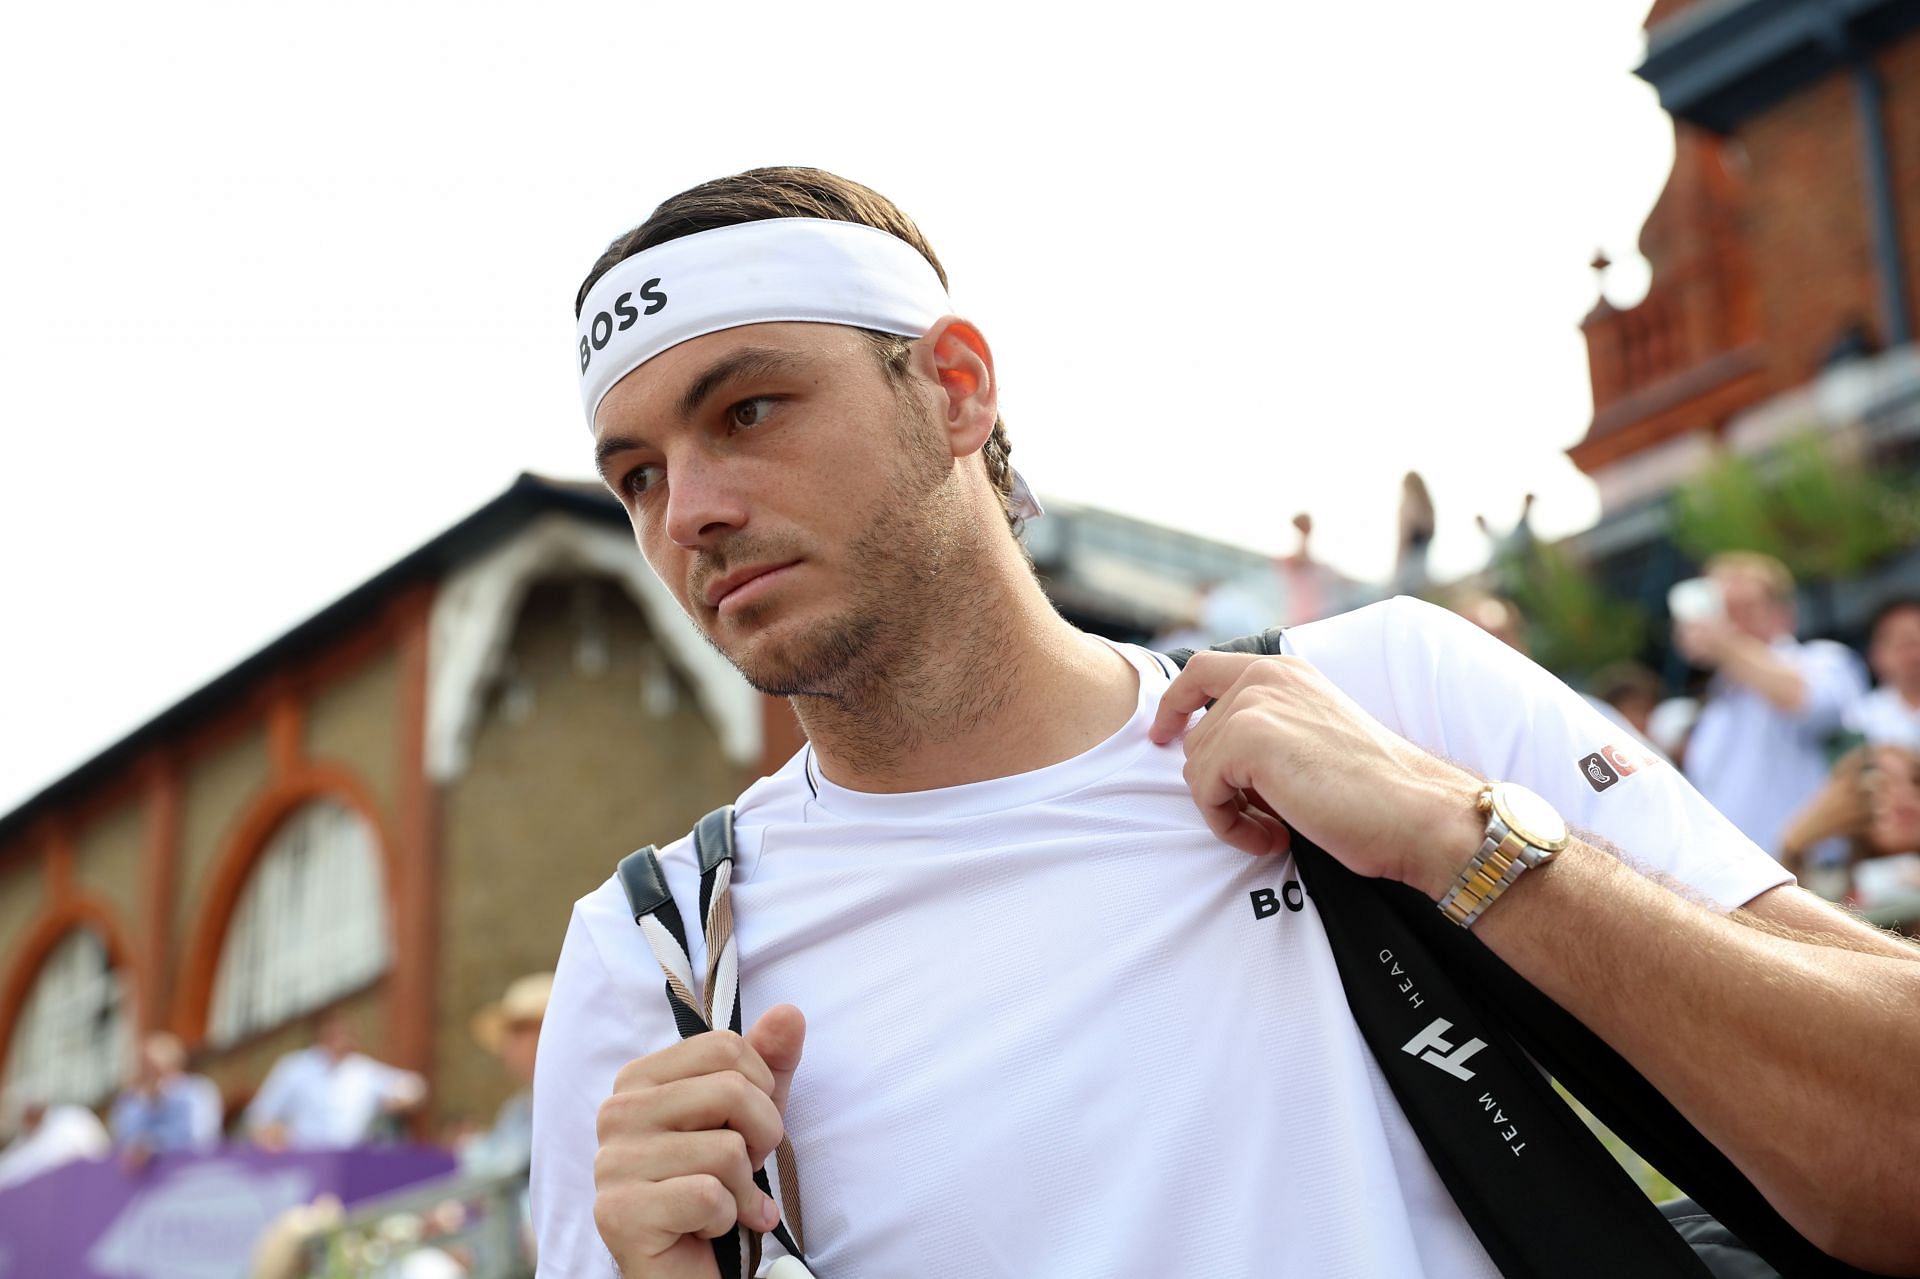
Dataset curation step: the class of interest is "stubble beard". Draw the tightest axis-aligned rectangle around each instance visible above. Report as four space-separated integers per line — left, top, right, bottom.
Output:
707 399 967 705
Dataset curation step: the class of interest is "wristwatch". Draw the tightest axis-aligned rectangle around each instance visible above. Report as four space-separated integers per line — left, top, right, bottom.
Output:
1438 782 1570 928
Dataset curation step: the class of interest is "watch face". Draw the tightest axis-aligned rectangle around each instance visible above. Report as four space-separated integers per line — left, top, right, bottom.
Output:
1493 784 1569 849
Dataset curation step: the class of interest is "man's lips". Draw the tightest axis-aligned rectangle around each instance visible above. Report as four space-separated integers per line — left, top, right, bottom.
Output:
703 561 801 611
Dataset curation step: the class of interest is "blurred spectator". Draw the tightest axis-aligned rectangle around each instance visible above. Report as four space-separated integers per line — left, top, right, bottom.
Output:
1646 696 1702 769
1678 552 1868 858
1393 472 1436 596
1452 592 1528 654
1589 661 1662 739
245 1011 426 1151
459 972 551 1176
1277 513 1326 624
1855 746 1920 909
1475 492 1536 562
0 1094 110 1189
1778 749 1874 890
1779 746 1920 908
109 1032 222 1168
1844 596 1920 751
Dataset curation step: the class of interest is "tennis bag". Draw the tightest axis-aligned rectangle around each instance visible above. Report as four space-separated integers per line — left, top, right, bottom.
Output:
1166 629 1891 1279
614 628 1893 1278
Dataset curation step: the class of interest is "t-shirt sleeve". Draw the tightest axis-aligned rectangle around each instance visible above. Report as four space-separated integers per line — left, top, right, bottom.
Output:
532 896 677 1279
1290 596 1792 911
1790 639 1867 734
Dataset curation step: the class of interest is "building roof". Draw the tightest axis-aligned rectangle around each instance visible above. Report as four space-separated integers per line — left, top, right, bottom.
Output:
1640 0 1920 133
0 474 625 853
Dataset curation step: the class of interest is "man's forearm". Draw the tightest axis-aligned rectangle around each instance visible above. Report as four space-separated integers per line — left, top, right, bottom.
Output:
1473 842 1920 1273
1717 634 1810 712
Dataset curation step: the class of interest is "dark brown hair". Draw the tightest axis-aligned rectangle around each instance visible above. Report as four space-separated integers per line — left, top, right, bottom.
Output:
577 167 1020 531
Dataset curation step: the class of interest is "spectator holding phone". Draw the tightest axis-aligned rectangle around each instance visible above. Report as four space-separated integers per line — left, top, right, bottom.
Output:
1845 596 1920 751
1676 552 1867 857
1780 745 1920 910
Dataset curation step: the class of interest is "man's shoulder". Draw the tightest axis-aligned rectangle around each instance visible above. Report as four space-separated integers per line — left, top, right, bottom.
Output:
1285 594 1477 664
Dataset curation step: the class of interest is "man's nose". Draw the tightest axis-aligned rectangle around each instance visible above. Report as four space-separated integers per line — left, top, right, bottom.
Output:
664 455 749 549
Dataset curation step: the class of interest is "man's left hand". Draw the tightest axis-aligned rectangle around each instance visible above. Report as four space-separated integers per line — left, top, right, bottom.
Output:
1148 651 1484 900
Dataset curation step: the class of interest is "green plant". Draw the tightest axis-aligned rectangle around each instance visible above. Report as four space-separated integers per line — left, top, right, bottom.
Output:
1507 542 1649 680
1670 432 1920 581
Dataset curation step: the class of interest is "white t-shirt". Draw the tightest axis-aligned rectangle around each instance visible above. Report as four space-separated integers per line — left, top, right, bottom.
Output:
531 597 1789 1279
1845 685 1920 751
1683 636 1866 855
244 1048 424 1149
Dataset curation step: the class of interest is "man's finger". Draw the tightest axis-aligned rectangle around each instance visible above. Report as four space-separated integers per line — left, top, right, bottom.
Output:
613 1031 776 1098
1148 652 1259 743
638 1072 787 1168
602 1129 777 1233
745 1004 806 1118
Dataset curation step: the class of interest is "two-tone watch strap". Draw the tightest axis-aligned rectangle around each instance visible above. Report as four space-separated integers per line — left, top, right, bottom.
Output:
1439 811 1531 928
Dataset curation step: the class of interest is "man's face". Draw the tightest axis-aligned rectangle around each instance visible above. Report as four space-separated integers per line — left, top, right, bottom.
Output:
501 1019 540 1087
316 1014 353 1059
1869 606 1920 694
592 322 961 696
1712 569 1789 642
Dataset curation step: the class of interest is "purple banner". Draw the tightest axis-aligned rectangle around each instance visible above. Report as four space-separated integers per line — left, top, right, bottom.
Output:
0 1145 454 1279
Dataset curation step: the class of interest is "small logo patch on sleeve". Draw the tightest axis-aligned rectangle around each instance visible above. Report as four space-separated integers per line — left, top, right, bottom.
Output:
1579 752 1620 791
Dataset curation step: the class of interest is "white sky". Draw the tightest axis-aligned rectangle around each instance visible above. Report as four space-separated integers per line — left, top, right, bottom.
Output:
0 0 1670 815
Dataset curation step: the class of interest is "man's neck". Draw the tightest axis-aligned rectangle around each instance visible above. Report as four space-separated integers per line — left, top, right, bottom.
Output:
795 553 1140 795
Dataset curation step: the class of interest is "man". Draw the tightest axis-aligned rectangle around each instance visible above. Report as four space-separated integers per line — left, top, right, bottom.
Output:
1846 595 1920 751
244 1011 426 1150
109 1032 223 1167
532 168 1920 1277
0 1093 109 1190
461 972 551 1176
1676 551 1867 855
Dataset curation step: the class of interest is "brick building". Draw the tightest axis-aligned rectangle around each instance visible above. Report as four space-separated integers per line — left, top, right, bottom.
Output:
0 475 805 1139
1569 0 1920 627
0 472 1284 1142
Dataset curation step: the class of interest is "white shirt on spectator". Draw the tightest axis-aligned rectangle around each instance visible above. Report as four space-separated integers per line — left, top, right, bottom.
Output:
532 597 1790 1279
244 1048 423 1149
0 1104 110 1189
1684 636 1866 856
1845 686 1920 751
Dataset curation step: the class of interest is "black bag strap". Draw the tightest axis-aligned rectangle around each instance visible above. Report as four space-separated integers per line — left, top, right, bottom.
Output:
618 809 810 1277
1173 632 1889 1278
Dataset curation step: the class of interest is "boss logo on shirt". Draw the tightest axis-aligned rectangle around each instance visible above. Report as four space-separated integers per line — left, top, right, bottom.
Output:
1249 881 1304 919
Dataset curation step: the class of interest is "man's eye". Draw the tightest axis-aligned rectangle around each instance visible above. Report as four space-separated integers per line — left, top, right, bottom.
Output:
622 463 665 501
728 397 776 431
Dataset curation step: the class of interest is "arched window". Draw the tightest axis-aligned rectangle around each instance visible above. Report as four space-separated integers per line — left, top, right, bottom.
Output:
208 800 390 1046
5 928 130 1108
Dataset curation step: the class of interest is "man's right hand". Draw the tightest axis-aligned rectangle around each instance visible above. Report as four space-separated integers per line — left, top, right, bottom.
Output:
592 1005 806 1279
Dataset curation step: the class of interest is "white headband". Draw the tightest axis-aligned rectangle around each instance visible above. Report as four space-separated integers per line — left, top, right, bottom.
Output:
575 217 1041 520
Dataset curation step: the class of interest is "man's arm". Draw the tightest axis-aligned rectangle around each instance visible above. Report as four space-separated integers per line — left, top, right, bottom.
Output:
242 1056 294 1137
1154 647 1920 1275
1738 882 1920 961
1681 623 1809 712
1468 842 1920 1271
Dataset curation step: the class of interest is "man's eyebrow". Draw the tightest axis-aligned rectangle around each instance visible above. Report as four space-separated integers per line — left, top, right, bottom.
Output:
676 347 809 421
594 433 645 485
594 347 810 484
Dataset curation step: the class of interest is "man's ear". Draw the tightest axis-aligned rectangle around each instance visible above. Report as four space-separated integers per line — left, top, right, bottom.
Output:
912 316 997 458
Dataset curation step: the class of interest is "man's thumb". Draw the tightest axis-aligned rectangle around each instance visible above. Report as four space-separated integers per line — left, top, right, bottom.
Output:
746 1004 806 1115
